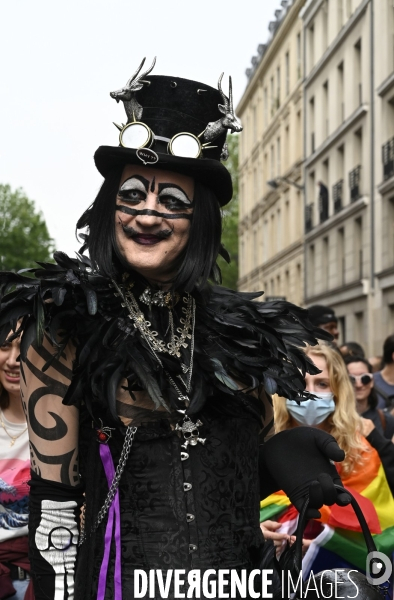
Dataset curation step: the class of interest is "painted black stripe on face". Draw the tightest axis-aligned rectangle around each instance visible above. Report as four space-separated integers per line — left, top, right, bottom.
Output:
116 205 193 220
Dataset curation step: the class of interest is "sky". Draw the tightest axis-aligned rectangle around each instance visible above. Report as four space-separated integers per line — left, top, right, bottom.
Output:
1 0 281 255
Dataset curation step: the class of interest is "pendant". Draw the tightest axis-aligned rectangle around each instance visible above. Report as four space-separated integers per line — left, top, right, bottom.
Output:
94 419 115 444
10 439 15 447
175 416 206 448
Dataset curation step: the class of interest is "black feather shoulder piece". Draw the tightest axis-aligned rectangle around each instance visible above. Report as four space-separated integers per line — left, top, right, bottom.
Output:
0 252 330 421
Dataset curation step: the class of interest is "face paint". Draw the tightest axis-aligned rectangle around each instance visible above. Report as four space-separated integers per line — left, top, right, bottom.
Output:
115 165 194 284
116 205 193 221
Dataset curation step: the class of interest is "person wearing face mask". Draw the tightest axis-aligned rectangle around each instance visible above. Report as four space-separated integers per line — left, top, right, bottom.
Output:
260 342 394 576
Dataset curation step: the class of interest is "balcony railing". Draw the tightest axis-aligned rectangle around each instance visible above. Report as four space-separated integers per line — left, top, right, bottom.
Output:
383 137 394 181
333 179 344 213
305 203 314 233
349 165 362 202
319 183 329 223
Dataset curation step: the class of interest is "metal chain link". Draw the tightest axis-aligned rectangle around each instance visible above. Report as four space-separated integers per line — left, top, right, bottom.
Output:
79 425 137 546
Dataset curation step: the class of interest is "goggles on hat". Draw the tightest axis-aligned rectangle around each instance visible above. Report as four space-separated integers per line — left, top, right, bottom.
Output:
349 373 373 386
118 121 218 159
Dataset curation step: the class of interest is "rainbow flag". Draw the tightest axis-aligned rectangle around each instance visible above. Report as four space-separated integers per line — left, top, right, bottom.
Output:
260 440 394 594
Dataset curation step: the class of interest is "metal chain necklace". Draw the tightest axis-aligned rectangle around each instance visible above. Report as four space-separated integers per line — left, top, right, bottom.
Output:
111 279 195 403
0 411 28 447
81 284 195 546
112 280 193 359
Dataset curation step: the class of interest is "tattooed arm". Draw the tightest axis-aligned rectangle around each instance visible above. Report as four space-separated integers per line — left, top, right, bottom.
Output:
21 334 83 600
21 334 79 485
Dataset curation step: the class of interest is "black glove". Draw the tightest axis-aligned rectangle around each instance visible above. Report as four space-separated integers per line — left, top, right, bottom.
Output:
259 427 351 518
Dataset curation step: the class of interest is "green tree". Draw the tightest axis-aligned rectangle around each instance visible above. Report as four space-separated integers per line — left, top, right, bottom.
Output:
0 184 54 271
218 134 239 289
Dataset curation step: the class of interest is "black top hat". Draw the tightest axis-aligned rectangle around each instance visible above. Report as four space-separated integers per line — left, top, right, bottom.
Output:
94 58 242 206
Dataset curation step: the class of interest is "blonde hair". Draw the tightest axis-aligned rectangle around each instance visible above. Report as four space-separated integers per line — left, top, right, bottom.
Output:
274 342 367 476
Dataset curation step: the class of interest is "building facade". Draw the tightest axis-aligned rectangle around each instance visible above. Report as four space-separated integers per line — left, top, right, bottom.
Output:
302 0 394 354
237 0 306 305
238 0 394 355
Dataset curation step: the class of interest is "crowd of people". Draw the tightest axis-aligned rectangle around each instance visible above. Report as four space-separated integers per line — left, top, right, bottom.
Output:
261 305 394 595
1 60 394 600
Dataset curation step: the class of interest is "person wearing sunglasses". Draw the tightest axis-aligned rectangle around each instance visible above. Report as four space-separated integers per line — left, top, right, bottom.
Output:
261 342 394 579
0 60 351 600
345 355 394 441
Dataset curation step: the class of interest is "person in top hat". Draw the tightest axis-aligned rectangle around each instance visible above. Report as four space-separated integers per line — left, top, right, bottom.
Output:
0 59 350 600
308 304 339 346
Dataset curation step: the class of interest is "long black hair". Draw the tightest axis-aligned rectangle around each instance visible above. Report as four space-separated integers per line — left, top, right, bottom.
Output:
76 167 227 292
344 355 378 409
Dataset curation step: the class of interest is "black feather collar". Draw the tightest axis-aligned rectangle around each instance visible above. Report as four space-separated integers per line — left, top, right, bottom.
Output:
0 252 327 424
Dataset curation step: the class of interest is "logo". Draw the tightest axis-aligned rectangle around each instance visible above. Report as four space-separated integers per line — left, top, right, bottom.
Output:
366 551 393 586
136 148 159 165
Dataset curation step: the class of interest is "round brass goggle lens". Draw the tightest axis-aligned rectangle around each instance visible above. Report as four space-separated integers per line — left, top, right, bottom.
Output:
120 122 153 149
168 133 202 159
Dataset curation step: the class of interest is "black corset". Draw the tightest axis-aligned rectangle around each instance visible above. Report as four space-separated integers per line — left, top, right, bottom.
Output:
75 403 264 599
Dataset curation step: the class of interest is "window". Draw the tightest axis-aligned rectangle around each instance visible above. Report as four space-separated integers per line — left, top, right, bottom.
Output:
270 76 275 116
337 227 345 285
389 0 394 72
297 32 302 79
308 171 316 227
354 39 362 106
277 137 281 176
284 196 290 244
276 66 281 108
309 96 315 153
264 87 268 126
354 128 362 166
296 190 302 238
253 105 257 143
296 110 302 158
354 217 363 279
270 213 276 255
323 80 329 136
277 208 282 252
285 52 290 96
296 263 302 305
308 244 316 296
322 0 329 51
337 61 344 123
264 153 268 194
322 237 329 290
337 144 345 196
285 125 290 170
387 196 394 269
309 23 315 70
263 220 269 261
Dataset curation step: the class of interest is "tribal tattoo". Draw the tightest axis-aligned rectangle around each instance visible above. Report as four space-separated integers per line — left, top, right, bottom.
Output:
21 336 80 485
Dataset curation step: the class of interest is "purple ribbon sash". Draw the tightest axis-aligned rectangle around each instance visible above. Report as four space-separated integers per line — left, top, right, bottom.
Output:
97 443 122 600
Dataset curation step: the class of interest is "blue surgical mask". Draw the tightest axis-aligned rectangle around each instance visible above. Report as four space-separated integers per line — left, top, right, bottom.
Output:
286 393 335 426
